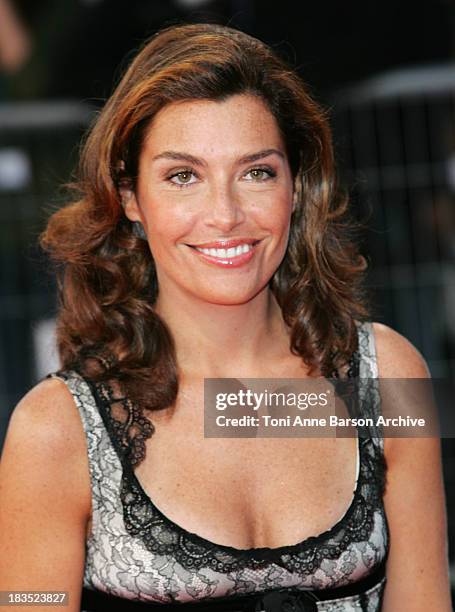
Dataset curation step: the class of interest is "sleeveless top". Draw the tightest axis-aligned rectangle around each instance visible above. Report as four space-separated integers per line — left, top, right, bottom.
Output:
50 321 389 612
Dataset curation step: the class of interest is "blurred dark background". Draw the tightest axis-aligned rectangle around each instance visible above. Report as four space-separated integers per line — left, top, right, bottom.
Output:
0 0 454 598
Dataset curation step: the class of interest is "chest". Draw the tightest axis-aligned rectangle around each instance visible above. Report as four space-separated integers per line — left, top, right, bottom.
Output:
133 381 359 550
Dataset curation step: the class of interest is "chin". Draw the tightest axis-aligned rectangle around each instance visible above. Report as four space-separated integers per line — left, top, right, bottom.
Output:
192 285 268 306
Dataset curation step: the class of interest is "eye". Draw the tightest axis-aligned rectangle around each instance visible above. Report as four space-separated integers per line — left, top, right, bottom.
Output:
244 167 277 182
168 170 198 186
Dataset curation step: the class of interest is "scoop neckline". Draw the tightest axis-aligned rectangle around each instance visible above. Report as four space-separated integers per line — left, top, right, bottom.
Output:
124 432 362 559
70 339 365 561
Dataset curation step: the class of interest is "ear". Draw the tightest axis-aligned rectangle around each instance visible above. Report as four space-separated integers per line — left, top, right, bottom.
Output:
120 188 142 223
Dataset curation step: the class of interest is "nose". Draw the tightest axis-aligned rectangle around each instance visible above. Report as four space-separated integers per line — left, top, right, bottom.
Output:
205 182 246 232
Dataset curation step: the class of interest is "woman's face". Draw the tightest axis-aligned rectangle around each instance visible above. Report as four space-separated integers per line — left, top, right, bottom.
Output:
123 93 294 306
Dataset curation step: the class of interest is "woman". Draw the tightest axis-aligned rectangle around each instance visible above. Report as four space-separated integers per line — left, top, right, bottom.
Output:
0 23 451 611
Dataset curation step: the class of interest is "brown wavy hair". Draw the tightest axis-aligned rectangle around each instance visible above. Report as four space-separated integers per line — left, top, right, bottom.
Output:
41 22 369 412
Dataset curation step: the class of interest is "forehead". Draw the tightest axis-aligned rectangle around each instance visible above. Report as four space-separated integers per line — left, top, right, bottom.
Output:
140 94 285 157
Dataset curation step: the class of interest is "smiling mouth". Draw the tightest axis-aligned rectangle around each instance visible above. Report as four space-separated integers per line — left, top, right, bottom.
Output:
187 240 260 259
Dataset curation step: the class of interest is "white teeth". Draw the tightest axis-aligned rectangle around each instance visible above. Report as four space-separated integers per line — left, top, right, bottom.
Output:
195 243 254 258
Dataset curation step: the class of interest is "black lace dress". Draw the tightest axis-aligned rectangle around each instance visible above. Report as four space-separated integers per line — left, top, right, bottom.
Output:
50 321 389 612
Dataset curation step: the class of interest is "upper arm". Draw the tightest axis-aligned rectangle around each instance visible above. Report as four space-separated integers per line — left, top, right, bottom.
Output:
0 378 91 612
372 323 452 611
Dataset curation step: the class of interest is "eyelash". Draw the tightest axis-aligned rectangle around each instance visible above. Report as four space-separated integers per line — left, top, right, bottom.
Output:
245 166 277 181
166 168 197 187
166 166 277 187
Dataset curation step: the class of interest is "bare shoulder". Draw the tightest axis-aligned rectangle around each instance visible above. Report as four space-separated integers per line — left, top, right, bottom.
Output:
1 376 91 516
370 325 451 608
371 321 430 379
5 376 85 452
0 377 91 605
370 322 432 463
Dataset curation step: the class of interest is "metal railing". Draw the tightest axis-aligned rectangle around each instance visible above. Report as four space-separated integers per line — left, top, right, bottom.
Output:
333 63 455 571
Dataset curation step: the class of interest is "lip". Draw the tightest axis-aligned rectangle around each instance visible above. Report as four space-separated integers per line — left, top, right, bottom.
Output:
187 239 260 268
187 238 259 249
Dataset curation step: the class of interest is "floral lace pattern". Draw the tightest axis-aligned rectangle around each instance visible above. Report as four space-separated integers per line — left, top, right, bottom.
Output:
51 321 389 611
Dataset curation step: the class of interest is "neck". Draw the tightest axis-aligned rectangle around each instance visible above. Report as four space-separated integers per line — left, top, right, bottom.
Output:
154 286 291 378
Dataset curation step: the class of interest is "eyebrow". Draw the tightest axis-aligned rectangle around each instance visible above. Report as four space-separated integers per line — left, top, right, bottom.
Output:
151 148 286 166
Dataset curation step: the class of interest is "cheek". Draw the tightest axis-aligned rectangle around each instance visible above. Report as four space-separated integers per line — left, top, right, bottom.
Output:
266 200 293 257
259 196 293 235
142 200 194 240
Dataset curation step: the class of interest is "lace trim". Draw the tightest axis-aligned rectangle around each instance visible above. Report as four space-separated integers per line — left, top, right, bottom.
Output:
115 434 381 574
81 324 388 576
87 380 155 468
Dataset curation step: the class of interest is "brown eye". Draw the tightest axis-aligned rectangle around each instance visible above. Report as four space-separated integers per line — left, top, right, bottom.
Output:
245 168 275 181
176 171 192 183
168 169 197 186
